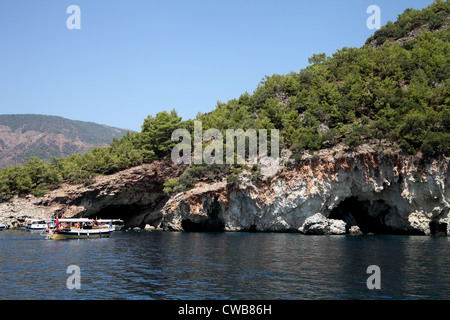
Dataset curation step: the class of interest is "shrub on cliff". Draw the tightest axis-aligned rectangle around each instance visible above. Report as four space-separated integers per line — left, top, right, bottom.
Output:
366 0 450 45
0 157 62 200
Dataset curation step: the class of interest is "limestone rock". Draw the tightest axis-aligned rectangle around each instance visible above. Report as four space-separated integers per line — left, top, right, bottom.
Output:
349 225 363 234
299 213 346 235
298 213 329 234
329 218 347 235
161 144 450 235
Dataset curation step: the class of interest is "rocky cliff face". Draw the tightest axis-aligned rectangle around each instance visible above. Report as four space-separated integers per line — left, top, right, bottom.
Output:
162 144 449 236
1 144 449 236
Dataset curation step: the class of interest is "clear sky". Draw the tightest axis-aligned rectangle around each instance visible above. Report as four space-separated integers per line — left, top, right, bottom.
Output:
0 0 436 132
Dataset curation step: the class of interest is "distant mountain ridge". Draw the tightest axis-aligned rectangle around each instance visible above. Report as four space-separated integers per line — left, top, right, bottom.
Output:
0 114 130 168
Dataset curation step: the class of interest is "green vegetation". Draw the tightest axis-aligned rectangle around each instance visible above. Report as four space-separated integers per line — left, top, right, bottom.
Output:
0 0 449 200
0 157 62 200
366 0 449 45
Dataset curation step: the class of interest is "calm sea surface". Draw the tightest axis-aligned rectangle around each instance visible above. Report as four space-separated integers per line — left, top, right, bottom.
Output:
0 229 449 300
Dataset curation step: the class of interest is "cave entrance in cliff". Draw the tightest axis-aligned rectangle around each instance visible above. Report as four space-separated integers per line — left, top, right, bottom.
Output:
90 204 141 229
181 196 225 232
429 221 447 236
329 197 397 234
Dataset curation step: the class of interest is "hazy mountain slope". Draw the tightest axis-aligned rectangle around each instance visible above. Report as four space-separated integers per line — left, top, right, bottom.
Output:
0 114 130 168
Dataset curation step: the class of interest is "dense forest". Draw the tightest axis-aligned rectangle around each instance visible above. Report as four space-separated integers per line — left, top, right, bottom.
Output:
0 0 449 201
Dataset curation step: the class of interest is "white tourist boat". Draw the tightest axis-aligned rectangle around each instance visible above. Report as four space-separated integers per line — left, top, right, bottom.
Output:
23 219 48 231
46 218 114 240
96 219 125 231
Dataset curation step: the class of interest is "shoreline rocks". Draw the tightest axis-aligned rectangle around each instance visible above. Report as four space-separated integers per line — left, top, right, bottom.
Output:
298 213 346 235
349 225 363 235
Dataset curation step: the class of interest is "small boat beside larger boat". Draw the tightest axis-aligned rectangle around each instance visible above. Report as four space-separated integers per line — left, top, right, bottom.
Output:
46 218 114 240
23 219 48 231
96 219 125 231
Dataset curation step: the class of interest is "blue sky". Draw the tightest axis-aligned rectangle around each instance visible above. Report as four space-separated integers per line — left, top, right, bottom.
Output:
0 0 436 132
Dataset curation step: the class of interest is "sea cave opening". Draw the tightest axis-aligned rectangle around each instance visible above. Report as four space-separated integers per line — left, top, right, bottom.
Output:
88 204 143 229
181 196 225 232
429 221 447 236
329 196 417 235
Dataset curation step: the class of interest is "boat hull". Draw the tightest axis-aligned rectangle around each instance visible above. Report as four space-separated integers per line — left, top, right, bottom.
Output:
25 227 47 232
48 229 113 240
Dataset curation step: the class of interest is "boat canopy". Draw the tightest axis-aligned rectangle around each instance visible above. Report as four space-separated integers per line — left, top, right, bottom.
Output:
57 218 92 223
97 219 124 223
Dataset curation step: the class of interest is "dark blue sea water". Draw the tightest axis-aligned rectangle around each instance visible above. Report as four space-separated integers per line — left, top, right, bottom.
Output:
0 229 449 300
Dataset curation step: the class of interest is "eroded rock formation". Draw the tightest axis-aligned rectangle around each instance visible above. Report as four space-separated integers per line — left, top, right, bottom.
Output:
161 144 449 235
298 213 346 235
1 144 449 236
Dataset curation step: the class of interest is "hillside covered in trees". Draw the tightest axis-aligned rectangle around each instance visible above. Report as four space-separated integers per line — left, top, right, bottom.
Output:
0 0 449 201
